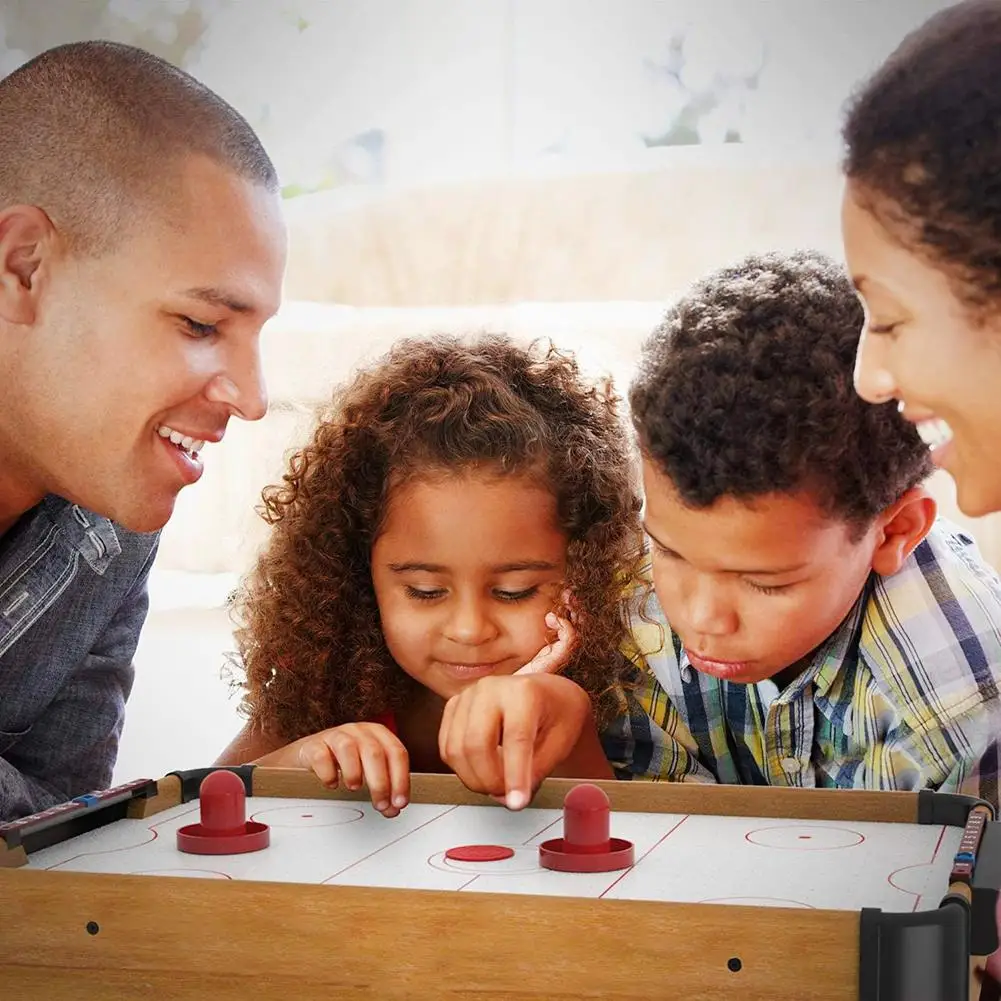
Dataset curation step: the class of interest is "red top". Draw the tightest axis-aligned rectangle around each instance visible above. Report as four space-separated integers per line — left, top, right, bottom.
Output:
368 710 398 736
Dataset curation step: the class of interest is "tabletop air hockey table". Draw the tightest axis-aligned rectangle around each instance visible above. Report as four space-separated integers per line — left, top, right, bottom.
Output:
1 766 999 1000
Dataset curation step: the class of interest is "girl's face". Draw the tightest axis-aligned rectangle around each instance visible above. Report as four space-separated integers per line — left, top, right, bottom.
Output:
843 181 1001 517
371 470 568 699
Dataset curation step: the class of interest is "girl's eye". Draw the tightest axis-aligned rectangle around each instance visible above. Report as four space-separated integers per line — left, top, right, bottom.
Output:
654 543 679 560
183 317 219 338
405 586 445 601
746 580 789 596
494 587 539 603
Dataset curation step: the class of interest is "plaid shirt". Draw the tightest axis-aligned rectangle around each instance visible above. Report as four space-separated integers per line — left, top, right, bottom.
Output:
603 521 1001 811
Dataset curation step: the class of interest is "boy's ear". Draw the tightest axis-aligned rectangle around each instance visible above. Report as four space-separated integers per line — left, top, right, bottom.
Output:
0 205 56 326
870 487 937 577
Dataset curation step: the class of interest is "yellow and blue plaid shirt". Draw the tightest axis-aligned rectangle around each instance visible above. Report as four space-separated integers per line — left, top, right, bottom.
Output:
603 521 1001 810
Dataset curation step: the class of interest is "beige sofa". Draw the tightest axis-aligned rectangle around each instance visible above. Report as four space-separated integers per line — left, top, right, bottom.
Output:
154 153 1001 577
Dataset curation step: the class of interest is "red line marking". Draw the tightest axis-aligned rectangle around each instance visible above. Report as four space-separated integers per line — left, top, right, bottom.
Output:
908 825 951 912
599 814 691 899
248 803 364 827
132 867 234 880
41 805 200 870
523 815 561 844
929 825 948 863
429 804 563 893
699 895 815 909
321 804 459 883
743 825 864 850
884 825 952 912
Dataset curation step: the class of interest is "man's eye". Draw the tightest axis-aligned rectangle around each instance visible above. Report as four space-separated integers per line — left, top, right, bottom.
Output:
183 317 218 338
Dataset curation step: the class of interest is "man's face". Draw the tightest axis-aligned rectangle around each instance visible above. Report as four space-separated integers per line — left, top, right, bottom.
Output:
6 155 287 531
641 459 878 685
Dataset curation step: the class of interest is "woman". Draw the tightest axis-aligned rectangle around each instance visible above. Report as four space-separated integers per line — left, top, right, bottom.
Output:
843 0 1001 519
840 1 1001 986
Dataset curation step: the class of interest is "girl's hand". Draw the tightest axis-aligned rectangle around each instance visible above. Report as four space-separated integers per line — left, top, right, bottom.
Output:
438 673 590 809
514 593 578 677
276 723 410 818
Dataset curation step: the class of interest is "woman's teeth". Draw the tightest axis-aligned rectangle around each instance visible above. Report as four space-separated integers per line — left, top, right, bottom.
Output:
916 417 954 450
157 424 206 458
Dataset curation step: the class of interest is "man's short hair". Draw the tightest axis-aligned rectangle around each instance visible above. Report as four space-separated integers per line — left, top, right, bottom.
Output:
629 250 932 531
0 40 279 253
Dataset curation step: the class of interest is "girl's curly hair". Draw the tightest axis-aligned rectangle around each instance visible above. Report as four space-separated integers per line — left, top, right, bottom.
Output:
232 333 645 741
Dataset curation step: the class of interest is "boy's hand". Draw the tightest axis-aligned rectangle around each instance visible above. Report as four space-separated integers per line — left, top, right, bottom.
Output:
438 673 590 810
286 723 409 818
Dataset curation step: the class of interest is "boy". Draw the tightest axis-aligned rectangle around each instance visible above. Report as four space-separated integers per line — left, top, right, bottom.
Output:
604 250 1001 810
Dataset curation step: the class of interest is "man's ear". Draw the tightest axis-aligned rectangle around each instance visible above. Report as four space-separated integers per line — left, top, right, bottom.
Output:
870 487 937 577
0 205 56 325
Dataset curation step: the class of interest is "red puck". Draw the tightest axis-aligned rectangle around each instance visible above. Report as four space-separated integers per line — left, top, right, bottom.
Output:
445 844 515 862
176 769 270 856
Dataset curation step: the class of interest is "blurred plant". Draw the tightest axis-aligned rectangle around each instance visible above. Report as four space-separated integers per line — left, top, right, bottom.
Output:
641 18 766 147
0 0 211 72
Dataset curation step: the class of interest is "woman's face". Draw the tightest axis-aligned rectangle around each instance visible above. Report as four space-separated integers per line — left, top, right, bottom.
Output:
843 180 1001 517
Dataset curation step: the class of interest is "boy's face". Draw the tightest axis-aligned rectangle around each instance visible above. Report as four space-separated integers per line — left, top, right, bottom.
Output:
641 459 878 685
844 181 1001 518
371 471 568 700
0 155 287 533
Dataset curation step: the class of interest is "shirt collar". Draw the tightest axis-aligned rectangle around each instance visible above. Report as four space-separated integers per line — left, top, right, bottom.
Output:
41 495 122 576
808 579 871 697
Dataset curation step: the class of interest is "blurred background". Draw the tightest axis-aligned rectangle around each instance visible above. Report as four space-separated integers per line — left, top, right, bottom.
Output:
0 0 952 192
2 1 982 777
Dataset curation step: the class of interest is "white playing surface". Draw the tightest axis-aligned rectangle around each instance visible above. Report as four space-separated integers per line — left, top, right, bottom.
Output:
26 797 962 912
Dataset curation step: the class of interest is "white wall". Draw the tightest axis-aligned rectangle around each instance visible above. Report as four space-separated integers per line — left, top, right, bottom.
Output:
114 581 242 783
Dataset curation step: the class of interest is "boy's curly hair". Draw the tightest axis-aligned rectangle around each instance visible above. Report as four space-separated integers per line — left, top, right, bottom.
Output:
233 333 644 741
629 250 932 533
842 0 1001 315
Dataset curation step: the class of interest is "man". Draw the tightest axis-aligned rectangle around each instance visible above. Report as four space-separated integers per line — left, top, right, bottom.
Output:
0 41 287 820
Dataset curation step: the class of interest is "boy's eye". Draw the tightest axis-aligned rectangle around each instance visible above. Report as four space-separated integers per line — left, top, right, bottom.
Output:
746 580 790 596
868 321 900 336
405 586 445 601
182 317 219 338
494 586 539 602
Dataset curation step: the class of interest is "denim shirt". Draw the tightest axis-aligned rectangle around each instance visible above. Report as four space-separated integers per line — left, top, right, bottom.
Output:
0 495 158 821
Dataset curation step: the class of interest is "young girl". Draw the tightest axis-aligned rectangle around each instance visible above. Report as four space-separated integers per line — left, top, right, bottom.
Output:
217 333 645 815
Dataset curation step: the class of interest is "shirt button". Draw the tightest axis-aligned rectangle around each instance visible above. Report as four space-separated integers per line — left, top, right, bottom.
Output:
780 757 800 772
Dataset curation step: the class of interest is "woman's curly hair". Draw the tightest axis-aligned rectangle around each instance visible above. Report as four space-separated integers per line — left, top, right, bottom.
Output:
842 0 1001 315
232 333 645 741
